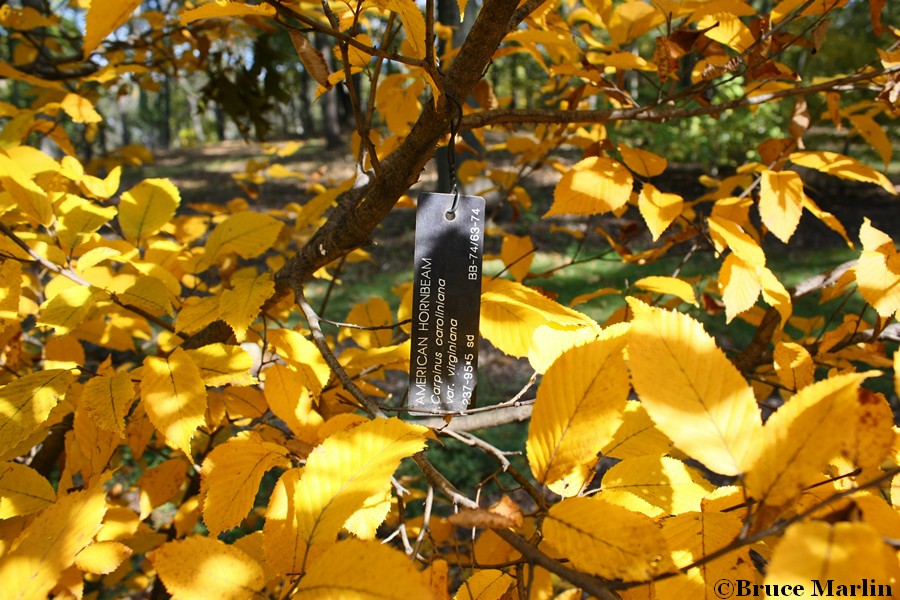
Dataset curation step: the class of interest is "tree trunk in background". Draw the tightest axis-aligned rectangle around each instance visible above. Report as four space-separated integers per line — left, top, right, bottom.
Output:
161 75 172 149
215 101 226 141
317 34 343 149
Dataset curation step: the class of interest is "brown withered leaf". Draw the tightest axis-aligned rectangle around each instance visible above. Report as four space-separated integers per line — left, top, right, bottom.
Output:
870 0 886 37
289 31 331 90
877 72 900 114
472 79 498 110
446 495 524 530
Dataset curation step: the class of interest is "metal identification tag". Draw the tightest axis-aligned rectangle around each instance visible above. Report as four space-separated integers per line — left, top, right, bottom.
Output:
408 192 484 413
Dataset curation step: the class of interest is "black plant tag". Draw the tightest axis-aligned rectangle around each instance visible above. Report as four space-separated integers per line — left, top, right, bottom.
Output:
408 192 484 413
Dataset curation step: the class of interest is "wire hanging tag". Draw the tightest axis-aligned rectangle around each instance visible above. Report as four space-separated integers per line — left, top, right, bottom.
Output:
407 95 485 414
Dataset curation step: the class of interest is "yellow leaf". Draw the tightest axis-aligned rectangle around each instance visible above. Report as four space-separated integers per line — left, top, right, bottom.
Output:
759 170 804 243
0 259 21 332
656 511 748 599
633 276 698 306
141 347 207 456
0 152 53 226
180 0 276 25
699 12 755 52
36 284 98 335
176 295 221 335
118 178 180 244
75 540 133 575
718 253 761 323
200 434 291 536
0 461 56 518
600 456 714 518
0 369 73 457
262 364 317 438
745 372 870 506
186 344 257 387
119 276 174 316
0 476 107 600
638 184 683 241
527 336 630 496
601 400 673 460
843 389 894 472
81 371 135 437
856 218 900 318
454 569 516 600
773 342 814 391
83 0 143 56
766 521 889 590
267 328 332 396
372 0 426 59
789 151 895 194
480 278 593 360
619 145 667 177
343 487 392 540
54 194 117 251
848 114 892 170
217 272 274 343
202 212 283 264
802 195 852 247
151 536 265 600
546 157 633 217
138 457 190 519
60 93 102 124
543 497 672 582
263 418 427 574
500 233 534 282
80 165 121 199
527 322 605 374
294 539 431 598
626 299 762 476
340 297 394 348
707 216 765 266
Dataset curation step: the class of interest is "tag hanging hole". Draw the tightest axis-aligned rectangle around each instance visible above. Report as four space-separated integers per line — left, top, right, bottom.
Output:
445 211 456 221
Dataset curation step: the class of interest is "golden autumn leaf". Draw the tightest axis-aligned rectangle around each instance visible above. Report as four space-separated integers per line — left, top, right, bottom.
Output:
789 151 895 194
638 184 683 241
0 258 22 332
180 0 276 25
0 369 73 457
655 511 751 600
81 371 135 437
480 278 594 361
138 457 190 519
36 284 98 334
119 276 174 316
841 388 894 472
141 347 207 456
759 170 805 243
773 342 814 392
0 476 108 600
454 569 516 600
217 272 274 342
527 335 630 496
765 521 889 590
60 93 102 124
263 418 428 575
83 0 143 56
447 495 524 530
266 328 331 396
745 373 871 506
200 434 290 536
543 497 672 582
262 364 317 438
856 218 900 318
176 295 221 335
79 165 122 200
118 178 180 244
293 539 431 598
626 299 762 476
546 157 634 217
500 233 534 283
601 400 673 460
202 212 283 264
600 456 714 518
151 536 265 600
619 145 667 177
848 114 892 170
0 461 56 518
186 344 257 387
371 0 426 59
54 194 117 252
633 275 698 306
75 540 133 575
0 152 53 226
340 296 394 348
